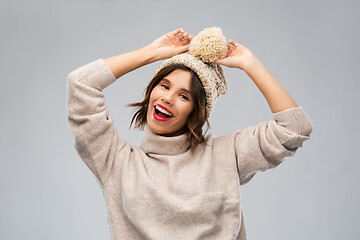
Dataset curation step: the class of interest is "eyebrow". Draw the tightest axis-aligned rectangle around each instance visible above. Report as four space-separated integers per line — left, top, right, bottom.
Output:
161 78 191 94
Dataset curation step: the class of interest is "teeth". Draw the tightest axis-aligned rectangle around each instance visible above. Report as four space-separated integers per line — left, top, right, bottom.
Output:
155 105 173 117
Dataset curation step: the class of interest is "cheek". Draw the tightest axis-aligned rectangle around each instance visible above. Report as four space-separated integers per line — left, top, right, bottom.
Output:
179 103 194 120
152 86 162 94
148 89 159 107
147 91 156 117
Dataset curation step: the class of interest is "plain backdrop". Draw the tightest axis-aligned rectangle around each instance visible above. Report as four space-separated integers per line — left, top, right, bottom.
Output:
1 0 359 239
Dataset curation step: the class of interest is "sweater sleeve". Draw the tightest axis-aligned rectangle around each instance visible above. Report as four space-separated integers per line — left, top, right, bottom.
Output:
66 58 128 185
234 106 313 185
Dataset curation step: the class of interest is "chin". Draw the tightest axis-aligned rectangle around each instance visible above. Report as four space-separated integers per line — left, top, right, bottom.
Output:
147 123 186 137
146 109 187 137
148 124 173 136
149 125 167 135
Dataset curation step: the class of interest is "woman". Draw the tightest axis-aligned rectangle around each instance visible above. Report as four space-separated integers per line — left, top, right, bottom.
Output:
67 27 313 240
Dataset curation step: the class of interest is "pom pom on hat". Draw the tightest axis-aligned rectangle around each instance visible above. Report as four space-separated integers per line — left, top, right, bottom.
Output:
189 27 228 64
153 26 229 119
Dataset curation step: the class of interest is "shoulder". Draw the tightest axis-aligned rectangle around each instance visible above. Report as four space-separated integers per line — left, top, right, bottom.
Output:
203 131 240 149
194 132 240 161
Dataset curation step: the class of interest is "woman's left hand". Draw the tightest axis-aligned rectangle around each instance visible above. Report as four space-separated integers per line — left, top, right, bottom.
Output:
214 40 258 71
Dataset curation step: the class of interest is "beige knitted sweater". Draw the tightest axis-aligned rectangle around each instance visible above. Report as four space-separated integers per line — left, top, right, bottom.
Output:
66 58 313 240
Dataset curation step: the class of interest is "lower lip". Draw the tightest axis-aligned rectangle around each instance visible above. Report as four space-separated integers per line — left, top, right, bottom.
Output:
153 107 172 121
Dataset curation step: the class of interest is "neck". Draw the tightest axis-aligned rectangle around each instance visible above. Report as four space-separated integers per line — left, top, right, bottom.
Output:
140 125 190 155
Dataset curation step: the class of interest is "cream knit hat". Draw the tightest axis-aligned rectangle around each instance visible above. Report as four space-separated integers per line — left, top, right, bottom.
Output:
153 27 228 118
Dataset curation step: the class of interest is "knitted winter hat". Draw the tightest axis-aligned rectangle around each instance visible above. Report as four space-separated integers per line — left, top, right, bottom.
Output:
153 27 228 118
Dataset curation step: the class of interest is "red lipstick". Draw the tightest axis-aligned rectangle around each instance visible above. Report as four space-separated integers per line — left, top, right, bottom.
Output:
157 104 173 116
153 104 173 121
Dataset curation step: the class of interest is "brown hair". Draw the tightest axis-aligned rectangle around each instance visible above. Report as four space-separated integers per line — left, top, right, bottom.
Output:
128 64 209 154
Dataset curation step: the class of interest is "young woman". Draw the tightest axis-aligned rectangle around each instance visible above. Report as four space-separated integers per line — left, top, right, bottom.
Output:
67 27 313 240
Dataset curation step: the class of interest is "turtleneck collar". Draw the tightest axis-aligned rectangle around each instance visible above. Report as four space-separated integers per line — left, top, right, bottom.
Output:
140 125 190 155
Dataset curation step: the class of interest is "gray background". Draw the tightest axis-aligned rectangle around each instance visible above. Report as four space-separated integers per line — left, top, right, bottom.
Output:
1 0 359 239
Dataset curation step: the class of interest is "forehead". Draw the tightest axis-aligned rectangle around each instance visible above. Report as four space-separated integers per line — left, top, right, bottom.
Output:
161 69 192 88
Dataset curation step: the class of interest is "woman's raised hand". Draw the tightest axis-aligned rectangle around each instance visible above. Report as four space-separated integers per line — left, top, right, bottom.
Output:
146 28 194 61
214 40 258 71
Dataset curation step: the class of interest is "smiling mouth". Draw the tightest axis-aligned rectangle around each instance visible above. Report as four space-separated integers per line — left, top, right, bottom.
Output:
153 105 173 121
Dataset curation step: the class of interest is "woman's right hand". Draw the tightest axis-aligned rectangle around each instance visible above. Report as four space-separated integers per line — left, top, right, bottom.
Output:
146 28 194 61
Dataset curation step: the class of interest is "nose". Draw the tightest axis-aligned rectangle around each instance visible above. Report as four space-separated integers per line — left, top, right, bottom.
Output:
161 92 174 105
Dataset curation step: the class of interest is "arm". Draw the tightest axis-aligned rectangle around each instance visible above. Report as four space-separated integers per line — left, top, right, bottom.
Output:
215 40 313 184
104 28 194 79
243 57 298 113
215 40 298 113
103 46 155 79
67 59 122 185
233 106 313 185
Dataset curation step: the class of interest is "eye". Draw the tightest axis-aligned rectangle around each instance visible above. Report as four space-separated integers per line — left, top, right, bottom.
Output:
161 84 169 90
180 94 189 101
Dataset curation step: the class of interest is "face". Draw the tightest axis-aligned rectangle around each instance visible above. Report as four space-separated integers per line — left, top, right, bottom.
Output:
147 69 194 137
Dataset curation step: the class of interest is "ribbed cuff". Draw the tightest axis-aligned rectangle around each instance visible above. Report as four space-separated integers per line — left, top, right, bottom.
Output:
272 106 313 136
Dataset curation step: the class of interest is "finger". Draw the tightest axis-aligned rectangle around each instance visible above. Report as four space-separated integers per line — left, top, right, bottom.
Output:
180 37 188 45
167 29 184 45
171 28 184 36
225 40 236 53
176 31 186 42
182 34 193 45
174 28 185 39
180 32 191 45
227 40 235 48
229 39 240 48
214 58 225 65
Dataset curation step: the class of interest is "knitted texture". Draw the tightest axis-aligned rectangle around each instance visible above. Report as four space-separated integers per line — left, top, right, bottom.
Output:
67 58 313 240
189 27 228 63
153 27 229 118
